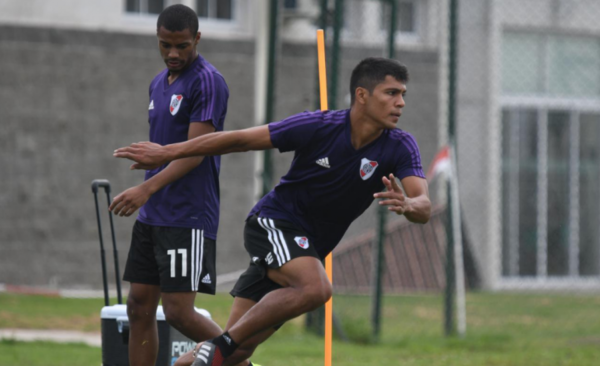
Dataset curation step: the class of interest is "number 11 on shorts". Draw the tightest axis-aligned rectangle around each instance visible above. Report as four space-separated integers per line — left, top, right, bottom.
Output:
167 249 188 277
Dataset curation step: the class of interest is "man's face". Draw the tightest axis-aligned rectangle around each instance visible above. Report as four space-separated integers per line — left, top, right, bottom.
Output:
157 26 199 73
363 75 407 129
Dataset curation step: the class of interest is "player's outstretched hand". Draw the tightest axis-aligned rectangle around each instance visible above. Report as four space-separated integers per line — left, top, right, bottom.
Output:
109 185 151 217
374 173 409 215
114 141 168 170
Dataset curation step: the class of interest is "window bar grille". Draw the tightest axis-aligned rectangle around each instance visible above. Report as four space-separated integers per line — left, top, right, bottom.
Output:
507 109 520 276
537 109 548 278
568 110 581 277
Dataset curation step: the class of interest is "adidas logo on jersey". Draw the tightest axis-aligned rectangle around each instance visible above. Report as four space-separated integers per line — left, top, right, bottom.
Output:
316 157 331 168
149 100 154 110
201 274 211 284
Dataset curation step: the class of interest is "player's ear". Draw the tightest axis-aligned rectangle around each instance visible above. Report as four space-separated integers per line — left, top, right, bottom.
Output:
355 87 368 105
195 31 201 45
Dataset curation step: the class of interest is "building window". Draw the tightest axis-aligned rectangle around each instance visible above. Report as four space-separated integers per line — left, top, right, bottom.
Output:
386 0 417 33
126 0 165 15
500 32 600 279
501 109 600 278
196 0 233 20
377 0 418 34
283 0 297 9
396 1 416 33
343 0 420 44
502 32 600 98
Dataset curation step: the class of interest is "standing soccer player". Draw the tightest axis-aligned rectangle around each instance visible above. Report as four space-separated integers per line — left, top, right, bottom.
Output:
109 5 235 366
115 57 432 366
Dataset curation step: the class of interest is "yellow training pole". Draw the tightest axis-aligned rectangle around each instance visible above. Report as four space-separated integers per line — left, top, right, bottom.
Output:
317 29 333 366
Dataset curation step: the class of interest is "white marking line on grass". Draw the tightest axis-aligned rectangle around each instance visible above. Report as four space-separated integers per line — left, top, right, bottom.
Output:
0 329 101 347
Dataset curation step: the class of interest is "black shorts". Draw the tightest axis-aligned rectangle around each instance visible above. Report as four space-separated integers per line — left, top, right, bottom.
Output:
123 221 217 294
230 215 319 302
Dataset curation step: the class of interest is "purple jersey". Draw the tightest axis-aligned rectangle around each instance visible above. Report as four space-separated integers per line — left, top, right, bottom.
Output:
138 55 228 239
249 109 425 258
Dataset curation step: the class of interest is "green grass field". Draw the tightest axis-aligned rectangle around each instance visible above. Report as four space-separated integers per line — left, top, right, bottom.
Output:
1 291 599 365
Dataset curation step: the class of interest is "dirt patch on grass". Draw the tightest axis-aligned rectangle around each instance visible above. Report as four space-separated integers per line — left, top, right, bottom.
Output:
414 306 441 321
0 311 100 332
569 337 600 345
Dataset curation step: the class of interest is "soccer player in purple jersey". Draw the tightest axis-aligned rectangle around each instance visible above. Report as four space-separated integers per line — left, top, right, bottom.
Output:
114 57 431 366
107 5 260 366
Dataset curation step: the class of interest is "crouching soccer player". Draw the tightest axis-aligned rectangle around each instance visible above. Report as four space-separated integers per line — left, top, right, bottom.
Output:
114 57 432 366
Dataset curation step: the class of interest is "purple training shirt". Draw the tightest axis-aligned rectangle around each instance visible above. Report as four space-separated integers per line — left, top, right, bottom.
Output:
138 55 229 239
249 109 425 258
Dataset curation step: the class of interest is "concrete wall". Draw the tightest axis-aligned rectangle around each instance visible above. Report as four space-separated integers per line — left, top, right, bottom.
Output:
0 24 440 290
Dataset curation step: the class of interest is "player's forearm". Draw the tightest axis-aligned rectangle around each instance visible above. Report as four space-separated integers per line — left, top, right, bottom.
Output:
403 195 432 224
164 127 272 161
141 156 204 194
169 131 237 159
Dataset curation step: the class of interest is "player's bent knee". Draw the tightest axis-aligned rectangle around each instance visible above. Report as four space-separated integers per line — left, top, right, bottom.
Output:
126 296 157 323
322 289 332 306
300 281 333 312
314 277 333 303
321 279 333 302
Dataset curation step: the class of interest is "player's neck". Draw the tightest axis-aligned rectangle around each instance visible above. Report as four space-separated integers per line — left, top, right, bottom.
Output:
349 108 384 150
167 53 198 85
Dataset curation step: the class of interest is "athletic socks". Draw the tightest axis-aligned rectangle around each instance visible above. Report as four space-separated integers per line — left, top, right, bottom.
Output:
211 331 239 359
191 332 241 366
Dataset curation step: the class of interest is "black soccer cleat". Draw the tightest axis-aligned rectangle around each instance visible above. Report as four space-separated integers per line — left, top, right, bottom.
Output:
192 341 224 366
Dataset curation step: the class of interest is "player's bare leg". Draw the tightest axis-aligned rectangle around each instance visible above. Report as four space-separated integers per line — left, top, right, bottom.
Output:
178 297 272 366
162 291 223 341
127 283 161 366
191 257 332 366
229 256 331 342
224 297 277 365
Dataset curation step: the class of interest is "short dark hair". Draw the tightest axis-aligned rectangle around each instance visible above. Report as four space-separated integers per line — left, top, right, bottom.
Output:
349 58 409 104
157 4 199 35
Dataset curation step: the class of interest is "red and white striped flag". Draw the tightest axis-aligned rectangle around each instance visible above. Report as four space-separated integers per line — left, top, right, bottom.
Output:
427 145 451 181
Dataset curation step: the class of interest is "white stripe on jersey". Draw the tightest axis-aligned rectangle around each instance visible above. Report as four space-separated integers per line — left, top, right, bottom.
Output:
266 219 291 262
257 217 284 266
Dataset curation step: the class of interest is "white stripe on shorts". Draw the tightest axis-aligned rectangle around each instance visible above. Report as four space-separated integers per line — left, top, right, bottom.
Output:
191 229 196 291
196 230 204 290
257 217 284 266
266 218 291 262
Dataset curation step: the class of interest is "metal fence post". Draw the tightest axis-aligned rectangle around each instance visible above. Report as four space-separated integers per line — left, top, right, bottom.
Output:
444 0 459 337
262 0 280 196
371 0 397 343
